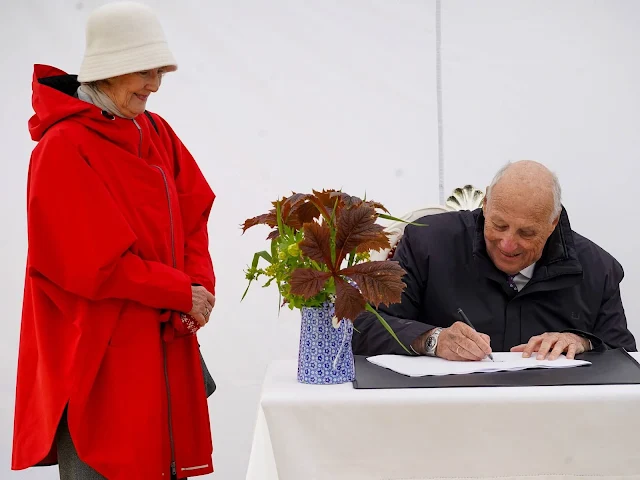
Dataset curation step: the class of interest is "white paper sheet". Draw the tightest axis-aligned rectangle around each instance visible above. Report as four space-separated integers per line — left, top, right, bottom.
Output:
366 352 591 377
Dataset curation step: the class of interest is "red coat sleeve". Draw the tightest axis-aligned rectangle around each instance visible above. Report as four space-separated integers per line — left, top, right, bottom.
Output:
157 116 216 295
27 129 193 312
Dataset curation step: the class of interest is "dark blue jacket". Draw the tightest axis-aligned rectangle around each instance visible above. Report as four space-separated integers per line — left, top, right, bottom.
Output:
353 208 637 355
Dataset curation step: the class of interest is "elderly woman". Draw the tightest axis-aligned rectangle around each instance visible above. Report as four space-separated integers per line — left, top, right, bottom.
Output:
12 2 216 479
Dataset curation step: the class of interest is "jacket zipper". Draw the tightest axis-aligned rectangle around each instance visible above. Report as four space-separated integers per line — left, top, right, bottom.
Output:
133 118 178 478
132 118 143 157
153 165 178 269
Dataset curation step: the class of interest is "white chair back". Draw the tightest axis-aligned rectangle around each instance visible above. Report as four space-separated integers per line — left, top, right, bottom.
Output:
371 185 485 261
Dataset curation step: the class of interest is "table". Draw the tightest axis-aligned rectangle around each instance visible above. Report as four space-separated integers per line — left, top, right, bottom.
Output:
246 353 640 480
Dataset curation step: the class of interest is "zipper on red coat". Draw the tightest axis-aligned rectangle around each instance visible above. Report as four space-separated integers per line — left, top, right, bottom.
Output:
132 118 143 157
154 165 178 477
152 165 177 268
134 118 178 477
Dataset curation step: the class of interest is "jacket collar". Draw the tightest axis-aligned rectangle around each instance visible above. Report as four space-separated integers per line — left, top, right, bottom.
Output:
471 207 583 293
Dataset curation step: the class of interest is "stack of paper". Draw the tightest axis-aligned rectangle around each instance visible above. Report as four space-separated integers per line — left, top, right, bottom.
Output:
366 352 591 377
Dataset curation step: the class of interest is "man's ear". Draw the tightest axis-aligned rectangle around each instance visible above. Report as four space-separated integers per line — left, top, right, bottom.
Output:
482 187 489 210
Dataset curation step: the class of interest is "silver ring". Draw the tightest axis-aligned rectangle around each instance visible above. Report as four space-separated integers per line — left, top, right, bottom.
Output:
204 308 210 317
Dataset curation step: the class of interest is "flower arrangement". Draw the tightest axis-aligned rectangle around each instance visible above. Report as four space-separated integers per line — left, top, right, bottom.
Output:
242 189 410 350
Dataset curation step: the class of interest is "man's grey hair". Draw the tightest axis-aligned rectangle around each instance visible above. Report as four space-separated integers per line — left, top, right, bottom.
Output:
487 162 562 223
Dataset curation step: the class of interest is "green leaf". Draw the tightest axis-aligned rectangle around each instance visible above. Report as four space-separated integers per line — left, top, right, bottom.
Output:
270 237 278 263
276 201 285 236
365 304 411 354
241 250 274 300
310 260 323 271
377 213 428 227
347 249 356 268
258 251 273 263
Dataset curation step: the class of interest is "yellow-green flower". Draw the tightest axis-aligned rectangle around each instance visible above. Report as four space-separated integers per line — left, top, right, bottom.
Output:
278 251 287 261
287 243 300 257
355 251 371 263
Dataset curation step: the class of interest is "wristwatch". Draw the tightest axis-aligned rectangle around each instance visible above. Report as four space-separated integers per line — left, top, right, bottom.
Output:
424 327 443 356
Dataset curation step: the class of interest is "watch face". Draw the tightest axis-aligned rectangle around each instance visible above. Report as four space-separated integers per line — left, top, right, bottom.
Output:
426 336 437 350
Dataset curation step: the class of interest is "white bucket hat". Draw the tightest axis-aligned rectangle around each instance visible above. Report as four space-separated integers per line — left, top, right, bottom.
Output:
78 1 177 82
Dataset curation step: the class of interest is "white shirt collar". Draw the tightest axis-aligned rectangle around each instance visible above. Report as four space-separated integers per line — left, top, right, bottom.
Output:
519 263 536 279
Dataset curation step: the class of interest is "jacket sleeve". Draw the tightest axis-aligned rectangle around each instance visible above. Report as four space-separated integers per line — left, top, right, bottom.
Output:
27 130 193 312
589 259 637 351
158 116 216 295
352 223 435 356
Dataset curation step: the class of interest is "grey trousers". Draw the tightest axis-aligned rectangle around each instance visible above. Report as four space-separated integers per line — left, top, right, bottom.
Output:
54 348 212 479
56 409 186 480
56 409 106 480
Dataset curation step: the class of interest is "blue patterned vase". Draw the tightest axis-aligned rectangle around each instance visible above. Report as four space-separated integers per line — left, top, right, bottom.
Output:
297 302 355 385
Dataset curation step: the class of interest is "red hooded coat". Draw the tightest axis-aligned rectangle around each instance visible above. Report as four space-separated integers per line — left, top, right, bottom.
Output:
12 65 216 479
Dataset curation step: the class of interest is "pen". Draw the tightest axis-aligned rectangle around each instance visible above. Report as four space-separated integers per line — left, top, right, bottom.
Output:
457 308 494 361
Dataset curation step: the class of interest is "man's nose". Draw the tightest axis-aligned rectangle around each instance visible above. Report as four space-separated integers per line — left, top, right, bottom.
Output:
499 236 518 253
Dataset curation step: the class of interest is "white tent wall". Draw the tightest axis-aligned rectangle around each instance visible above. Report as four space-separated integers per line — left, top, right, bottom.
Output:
0 1 637 478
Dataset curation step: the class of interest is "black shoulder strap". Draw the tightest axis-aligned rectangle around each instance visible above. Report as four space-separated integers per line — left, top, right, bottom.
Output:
144 110 159 134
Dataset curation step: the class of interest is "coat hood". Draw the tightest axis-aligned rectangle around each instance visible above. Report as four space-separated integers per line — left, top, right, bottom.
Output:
29 64 141 142
30 65 91 141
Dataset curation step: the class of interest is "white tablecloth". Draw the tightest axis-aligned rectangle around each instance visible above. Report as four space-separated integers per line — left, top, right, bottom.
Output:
246 353 640 480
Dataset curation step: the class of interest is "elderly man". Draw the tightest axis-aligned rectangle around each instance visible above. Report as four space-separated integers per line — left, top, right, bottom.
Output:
353 160 636 361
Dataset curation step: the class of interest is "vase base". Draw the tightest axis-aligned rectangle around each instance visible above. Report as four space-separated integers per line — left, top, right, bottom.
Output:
297 369 356 385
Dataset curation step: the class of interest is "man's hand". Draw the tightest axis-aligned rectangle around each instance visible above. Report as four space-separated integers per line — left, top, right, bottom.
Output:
189 286 216 327
412 322 492 361
511 332 591 360
437 322 492 361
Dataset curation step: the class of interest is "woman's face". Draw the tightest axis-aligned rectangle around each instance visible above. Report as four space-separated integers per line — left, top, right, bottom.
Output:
99 68 166 118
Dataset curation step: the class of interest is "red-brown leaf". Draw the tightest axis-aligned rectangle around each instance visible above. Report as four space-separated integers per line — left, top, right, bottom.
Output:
365 200 389 213
340 261 406 307
280 193 309 220
335 204 386 265
310 189 341 222
289 269 331 299
354 234 391 253
270 195 290 209
241 211 277 233
299 222 333 268
335 277 367 321
314 189 341 206
339 194 363 208
287 200 321 229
